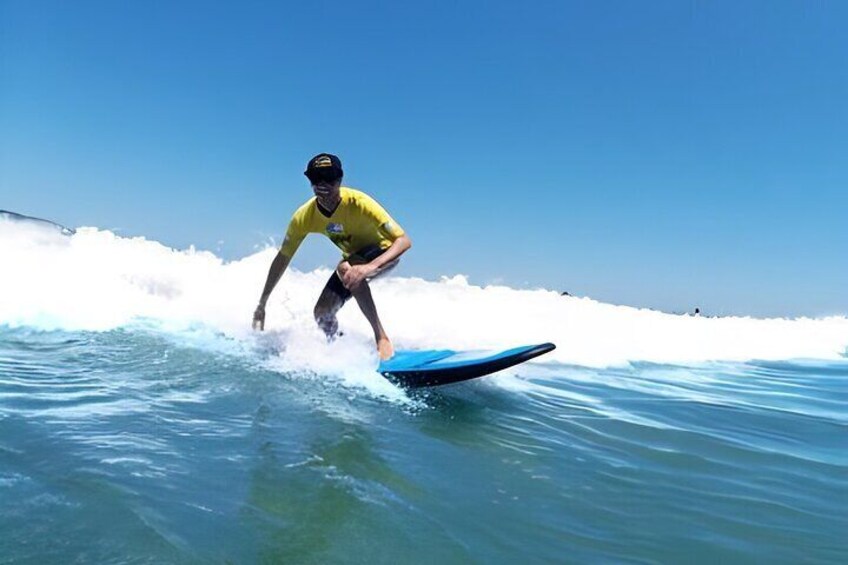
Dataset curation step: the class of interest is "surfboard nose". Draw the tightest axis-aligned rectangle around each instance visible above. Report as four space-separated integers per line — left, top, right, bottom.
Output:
379 342 556 388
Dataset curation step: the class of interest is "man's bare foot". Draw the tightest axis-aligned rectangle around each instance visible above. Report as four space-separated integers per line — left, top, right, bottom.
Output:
377 337 394 360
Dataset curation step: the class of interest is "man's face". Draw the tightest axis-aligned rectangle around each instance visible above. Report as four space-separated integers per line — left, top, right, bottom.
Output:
311 177 342 200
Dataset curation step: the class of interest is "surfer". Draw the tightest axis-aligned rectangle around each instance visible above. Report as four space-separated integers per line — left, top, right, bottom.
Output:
252 153 412 360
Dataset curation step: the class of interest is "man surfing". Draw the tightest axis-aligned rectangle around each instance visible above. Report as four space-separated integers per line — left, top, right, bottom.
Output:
252 153 411 360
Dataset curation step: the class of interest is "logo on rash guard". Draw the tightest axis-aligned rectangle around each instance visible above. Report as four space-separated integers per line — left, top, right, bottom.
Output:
327 223 344 234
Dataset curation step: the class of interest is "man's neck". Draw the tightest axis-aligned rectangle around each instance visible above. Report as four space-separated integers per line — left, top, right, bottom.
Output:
316 193 341 217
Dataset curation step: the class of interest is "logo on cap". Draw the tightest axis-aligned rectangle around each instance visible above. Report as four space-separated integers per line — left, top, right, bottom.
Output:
313 156 334 168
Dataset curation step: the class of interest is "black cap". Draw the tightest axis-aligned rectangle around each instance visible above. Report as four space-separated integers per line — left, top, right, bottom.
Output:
304 153 343 182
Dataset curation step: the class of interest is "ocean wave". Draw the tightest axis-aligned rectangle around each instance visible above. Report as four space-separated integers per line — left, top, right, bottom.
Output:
1 219 846 368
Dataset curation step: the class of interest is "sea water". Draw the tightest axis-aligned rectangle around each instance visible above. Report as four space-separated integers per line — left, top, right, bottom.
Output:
1 221 846 563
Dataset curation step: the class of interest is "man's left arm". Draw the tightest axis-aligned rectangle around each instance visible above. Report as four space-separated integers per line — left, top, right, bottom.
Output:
369 234 412 272
342 196 412 288
342 234 412 290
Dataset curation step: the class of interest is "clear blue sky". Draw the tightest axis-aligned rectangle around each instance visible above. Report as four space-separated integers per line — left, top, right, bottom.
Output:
2 0 846 317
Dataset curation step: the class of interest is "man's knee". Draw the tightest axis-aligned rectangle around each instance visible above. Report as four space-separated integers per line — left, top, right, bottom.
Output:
336 260 351 278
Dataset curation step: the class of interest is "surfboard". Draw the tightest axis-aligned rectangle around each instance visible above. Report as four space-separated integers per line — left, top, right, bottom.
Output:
378 342 556 388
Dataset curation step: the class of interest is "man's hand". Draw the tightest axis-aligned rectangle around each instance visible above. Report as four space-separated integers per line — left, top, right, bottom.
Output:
252 304 266 331
341 264 375 291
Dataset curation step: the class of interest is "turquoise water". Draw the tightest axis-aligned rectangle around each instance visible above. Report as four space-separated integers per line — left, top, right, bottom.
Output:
2 326 846 563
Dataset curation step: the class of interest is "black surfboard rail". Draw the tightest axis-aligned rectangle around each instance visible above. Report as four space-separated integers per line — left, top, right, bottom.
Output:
382 342 556 388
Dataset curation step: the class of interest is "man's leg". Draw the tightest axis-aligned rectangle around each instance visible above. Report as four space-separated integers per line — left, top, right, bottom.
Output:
313 270 350 340
335 254 398 360
350 280 394 360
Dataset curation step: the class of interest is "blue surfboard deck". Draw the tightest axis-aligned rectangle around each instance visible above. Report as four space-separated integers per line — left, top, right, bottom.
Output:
378 342 556 388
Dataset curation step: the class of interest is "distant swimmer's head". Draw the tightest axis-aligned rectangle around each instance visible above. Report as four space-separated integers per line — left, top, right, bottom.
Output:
305 153 343 186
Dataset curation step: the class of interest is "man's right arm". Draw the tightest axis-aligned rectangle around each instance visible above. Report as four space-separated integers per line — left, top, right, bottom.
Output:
253 205 309 331
253 252 292 331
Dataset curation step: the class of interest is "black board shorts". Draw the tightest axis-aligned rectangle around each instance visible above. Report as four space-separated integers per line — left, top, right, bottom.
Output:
323 244 399 302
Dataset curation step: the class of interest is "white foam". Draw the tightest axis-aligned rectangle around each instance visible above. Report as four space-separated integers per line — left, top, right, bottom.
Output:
1 221 846 371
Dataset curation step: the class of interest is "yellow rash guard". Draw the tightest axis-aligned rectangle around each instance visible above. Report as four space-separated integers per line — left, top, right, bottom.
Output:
279 187 405 259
